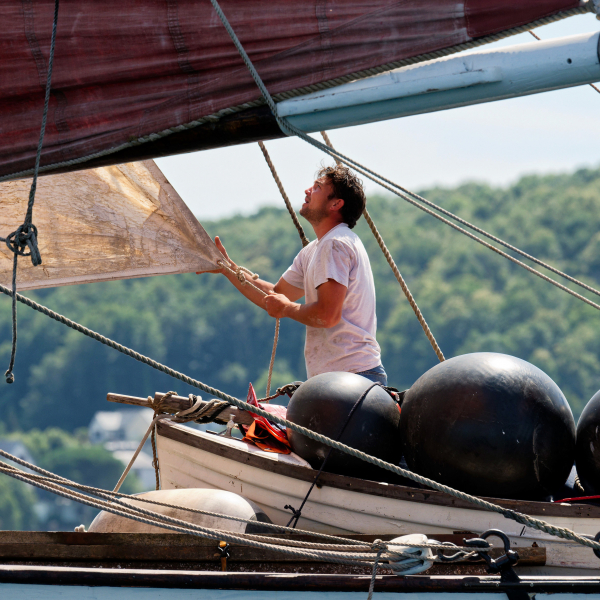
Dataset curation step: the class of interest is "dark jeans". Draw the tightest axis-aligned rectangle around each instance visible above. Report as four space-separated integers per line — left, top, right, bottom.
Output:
356 364 387 386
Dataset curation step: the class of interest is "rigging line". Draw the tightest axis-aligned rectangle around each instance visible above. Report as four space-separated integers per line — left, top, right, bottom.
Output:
216 259 281 397
0 452 373 548
1 283 600 553
208 0 600 314
265 317 279 398
1 0 59 385
258 141 310 247
0 466 395 568
0 5 591 185
285 382 380 528
0 464 476 569
320 131 445 362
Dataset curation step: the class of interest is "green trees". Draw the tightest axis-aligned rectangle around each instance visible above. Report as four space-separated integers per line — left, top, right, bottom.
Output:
0 428 140 530
0 166 599 433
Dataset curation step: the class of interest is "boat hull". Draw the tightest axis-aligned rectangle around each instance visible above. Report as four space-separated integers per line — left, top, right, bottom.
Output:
157 421 600 573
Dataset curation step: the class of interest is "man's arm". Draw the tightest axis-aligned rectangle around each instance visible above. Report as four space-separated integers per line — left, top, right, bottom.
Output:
207 237 303 309
264 279 346 328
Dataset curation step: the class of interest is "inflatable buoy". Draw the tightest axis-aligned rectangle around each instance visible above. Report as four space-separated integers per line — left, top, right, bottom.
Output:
400 353 576 500
286 372 402 481
576 390 600 495
88 488 272 534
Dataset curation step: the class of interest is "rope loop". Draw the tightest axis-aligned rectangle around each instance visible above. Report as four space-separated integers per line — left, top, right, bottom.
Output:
370 539 388 552
4 224 42 266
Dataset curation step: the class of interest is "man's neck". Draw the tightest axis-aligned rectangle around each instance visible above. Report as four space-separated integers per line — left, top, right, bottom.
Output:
312 218 345 240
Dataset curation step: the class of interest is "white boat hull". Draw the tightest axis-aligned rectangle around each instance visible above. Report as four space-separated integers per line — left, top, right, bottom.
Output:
157 422 600 574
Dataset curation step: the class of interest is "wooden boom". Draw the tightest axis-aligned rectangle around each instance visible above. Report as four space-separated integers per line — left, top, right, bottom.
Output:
106 392 254 425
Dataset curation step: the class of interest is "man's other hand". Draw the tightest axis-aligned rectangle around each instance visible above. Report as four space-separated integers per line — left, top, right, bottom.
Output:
264 291 292 318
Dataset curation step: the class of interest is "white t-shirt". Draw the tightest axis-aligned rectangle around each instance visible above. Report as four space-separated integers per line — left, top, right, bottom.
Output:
282 223 381 378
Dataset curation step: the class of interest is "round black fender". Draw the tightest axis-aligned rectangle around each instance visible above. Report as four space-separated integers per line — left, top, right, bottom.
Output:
400 352 575 500
286 372 402 481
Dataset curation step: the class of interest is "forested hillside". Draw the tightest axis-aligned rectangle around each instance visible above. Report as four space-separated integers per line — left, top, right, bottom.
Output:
2 166 600 435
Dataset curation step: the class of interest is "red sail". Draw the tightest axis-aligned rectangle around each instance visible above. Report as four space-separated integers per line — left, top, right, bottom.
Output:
0 0 580 179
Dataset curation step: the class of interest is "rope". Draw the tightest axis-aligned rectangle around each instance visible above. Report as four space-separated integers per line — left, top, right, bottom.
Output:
1 282 599 554
0 455 480 568
258 141 310 247
367 546 384 600
149 390 178 490
320 131 445 362
266 318 279 397
217 259 281 396
0 460 433 568
0 447 478 554
209 0 600 316
0 0 59 384
0 4 591 185
113 414 168 493
0 449 365 546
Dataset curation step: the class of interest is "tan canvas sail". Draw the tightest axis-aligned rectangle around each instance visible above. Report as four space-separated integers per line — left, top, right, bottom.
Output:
0 161 223 290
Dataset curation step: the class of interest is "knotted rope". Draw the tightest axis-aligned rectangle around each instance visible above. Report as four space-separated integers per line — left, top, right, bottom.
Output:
320 131 445 362
148 392 231 490
0 0 59 384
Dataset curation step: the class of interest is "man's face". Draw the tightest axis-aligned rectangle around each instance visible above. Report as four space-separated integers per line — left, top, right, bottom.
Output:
300 177 336 224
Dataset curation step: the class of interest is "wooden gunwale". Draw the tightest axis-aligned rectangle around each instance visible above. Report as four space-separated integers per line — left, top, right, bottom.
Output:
0 532 544 566
157 420 600 519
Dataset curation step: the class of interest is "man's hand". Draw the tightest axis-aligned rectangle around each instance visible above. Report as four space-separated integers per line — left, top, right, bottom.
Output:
201 236 236 274
264 291 293 319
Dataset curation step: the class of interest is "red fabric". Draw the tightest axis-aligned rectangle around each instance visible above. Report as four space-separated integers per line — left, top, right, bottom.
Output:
241 384 291 454
465 0 580 38
555 495 600 503
0 0 577 178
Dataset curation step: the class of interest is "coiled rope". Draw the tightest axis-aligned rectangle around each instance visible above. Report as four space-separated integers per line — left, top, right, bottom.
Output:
1 280 599 554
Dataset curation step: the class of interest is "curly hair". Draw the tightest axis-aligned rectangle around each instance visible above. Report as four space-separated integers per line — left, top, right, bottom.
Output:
317 165 366 229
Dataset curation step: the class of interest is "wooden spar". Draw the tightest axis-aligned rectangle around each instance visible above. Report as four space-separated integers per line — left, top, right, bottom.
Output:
106 392 254 425
281 32 600 132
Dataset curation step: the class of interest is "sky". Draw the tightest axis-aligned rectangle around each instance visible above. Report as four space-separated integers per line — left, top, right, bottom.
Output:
156 13 600 222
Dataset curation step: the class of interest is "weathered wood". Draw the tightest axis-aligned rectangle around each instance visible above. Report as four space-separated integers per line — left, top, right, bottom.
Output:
0 532 544 566
107 393 192 413
0 565 596 592
0 531 546 572
106 392 254 425
0 542 545 565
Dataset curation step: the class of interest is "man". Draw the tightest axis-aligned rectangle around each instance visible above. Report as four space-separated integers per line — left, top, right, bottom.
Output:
212 164 386 386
